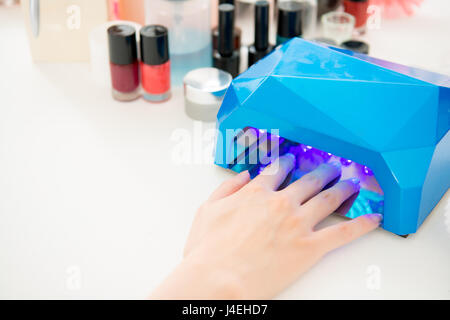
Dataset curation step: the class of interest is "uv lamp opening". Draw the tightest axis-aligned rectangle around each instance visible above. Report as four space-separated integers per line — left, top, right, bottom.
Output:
228 127 385 220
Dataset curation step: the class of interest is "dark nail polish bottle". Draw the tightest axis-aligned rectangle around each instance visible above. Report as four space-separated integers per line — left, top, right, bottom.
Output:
276 1 303 46
107 25 140 101
248 0 273 67
140 25 171 102
212 27 242 53
213 3 240 78
212 0 242 52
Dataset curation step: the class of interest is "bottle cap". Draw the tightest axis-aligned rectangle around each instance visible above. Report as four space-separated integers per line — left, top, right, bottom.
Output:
183 68 232 122
140 25 169 66
255 0 269 51
107 25 138 65
218 3 235 57
277 1 303 39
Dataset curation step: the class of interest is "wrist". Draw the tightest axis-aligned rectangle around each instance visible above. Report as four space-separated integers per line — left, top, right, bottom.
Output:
179 255 245 299
150 254 244 300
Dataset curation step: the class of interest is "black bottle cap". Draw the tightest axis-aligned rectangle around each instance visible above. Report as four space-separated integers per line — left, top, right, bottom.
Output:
277 1 303 39
255 0 269 51
140 25 169 66
341 40 370 54
108 25 137 65
218 3 235 57
212 27 242 51
219 0 235 4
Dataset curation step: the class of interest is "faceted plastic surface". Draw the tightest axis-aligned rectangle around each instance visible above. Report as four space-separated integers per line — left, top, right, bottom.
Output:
215 38 450 235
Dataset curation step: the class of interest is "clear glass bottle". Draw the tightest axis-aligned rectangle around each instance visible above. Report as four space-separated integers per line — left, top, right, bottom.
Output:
321 11 354 44
145 0 212 86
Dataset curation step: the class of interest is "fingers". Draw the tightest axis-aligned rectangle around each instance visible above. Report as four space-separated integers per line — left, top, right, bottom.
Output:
251 153 296 190
209 153 296 201
282 162 342 204
316 214 382 251
301 178 361 226
208 170 251 201
335 191 360 215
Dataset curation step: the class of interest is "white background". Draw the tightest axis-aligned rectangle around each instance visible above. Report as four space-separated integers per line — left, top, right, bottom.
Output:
0 1 449 299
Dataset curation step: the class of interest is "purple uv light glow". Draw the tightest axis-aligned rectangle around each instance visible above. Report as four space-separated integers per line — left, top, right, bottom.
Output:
314 149 332 162
300 144 313 156
247 127 376 182
362 165 374 176
340 158 353 166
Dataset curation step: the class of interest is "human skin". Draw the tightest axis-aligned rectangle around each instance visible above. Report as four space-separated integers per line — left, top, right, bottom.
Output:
150 154 382 299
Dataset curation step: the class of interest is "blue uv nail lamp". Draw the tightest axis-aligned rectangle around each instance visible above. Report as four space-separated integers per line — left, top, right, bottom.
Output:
214 38 450 236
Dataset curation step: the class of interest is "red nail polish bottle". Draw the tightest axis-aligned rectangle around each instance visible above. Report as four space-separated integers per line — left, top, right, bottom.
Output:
107 25 140 101
140 25 171 102
343 0 370 34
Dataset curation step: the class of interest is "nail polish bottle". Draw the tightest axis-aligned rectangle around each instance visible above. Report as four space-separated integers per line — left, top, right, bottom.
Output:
278 0 317 39
212 1 242 54
213 4 240 78
107 25 140 101
276 1 303 45
212 26 242 53
140 25 171 102
248 1 273 67
343 0 369 34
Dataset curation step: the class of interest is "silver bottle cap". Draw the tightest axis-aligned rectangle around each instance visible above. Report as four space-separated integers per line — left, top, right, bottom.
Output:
183 68 233 122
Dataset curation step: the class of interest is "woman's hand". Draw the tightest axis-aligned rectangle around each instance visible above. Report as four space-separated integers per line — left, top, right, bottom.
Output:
151 154 381 299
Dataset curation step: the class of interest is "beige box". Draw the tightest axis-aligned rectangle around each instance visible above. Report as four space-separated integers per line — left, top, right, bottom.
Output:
22 0 108 62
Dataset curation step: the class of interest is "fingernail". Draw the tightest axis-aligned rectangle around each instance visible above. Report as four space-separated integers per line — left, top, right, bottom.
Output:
329 161 341 170
283 153 297 165
284 153 296 161
366 213 383 224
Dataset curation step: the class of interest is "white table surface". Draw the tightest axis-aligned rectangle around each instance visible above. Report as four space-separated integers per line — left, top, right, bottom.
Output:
1 1 449 300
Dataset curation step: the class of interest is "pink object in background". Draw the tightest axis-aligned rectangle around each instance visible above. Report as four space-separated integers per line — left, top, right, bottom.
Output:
370 0 424 19
108 0 145 25
108 0 120 20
